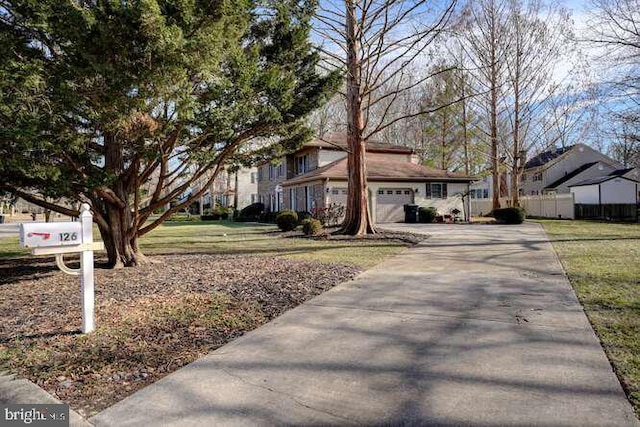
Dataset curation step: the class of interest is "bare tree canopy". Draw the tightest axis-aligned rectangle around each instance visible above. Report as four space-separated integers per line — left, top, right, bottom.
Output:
314 0 460 234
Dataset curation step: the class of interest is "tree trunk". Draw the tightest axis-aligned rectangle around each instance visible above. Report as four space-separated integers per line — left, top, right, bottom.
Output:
97 204 147 268
511 78 521 207
490 2 501 211
460 71 470 176
341 0 375 235
100 132 148 268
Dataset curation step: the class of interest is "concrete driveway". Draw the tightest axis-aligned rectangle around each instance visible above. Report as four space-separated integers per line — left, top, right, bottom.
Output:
91 223 639 426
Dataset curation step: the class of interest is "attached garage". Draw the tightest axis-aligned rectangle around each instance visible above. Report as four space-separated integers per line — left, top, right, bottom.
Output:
376 188 414 223
328 187 348 206
281 153 474 223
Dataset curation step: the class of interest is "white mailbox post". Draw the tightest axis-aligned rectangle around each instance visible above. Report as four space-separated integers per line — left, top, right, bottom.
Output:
19 204 103 333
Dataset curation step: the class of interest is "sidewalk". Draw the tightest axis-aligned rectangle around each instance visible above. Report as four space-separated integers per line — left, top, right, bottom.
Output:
91 223 639 426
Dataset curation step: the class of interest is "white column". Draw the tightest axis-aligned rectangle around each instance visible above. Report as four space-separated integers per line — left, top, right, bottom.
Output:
80 204 95 333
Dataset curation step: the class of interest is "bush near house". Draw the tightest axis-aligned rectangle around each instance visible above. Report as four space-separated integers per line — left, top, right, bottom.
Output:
296 211 312 221
259 211 278 223
301 218 323 235
418 207 437 223
276 210 299 231
493 207 526 224
235 202 265 222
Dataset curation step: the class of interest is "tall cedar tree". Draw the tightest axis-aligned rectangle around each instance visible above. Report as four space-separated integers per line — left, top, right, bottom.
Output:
0 0 339 267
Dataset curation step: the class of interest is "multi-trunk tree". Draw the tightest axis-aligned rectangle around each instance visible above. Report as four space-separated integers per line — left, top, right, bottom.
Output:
0 0 339 267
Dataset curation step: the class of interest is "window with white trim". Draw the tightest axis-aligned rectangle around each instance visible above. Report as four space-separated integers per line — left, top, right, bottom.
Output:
295 155 309 175
426 183 448 199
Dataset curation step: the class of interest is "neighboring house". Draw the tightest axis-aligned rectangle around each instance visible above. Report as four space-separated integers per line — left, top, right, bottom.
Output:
468 167 510 201
569 175 640 205
203 167 258 211
522 144 623 196
257 133 475 223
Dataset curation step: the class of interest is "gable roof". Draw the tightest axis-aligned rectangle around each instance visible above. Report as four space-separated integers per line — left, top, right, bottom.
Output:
307 132 414 154
524 145 575 169
609 168 635 177
282 154 474 186
569 175 640 187
544 162 598 190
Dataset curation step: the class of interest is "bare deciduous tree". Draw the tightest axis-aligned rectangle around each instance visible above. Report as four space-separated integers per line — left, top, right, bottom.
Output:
459 0 510 210
501 0 571 206
314 0 458 234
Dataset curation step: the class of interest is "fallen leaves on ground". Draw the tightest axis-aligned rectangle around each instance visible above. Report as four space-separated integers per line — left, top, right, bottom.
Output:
0 254 359 417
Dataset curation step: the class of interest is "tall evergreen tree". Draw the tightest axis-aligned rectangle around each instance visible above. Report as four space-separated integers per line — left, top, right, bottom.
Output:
0 0 339 267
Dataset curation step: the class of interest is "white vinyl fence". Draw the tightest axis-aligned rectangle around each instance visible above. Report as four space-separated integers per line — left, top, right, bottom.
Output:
470 193 575 219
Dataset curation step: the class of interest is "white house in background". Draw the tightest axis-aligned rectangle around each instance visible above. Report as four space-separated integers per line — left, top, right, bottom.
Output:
569 175 640 205
522 144 623 195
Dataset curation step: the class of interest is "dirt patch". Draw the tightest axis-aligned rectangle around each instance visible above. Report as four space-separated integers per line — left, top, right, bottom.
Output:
0 254 359 417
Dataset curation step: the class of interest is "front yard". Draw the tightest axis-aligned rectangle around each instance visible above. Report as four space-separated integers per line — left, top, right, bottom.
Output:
0 221 410 416
538 220 640 415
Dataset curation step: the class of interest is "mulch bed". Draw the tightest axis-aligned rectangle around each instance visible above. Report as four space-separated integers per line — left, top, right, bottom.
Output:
283 228 429 244
0 254 360 417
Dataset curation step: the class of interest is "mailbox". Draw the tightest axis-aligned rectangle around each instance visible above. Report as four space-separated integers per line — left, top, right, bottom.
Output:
20 222 83 248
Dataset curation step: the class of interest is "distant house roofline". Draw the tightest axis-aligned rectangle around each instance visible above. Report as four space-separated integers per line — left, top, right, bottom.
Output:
569 175 640 187
543 162 598 190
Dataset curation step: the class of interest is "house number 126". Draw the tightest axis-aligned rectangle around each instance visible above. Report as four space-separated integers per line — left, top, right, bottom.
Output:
59 232 78 242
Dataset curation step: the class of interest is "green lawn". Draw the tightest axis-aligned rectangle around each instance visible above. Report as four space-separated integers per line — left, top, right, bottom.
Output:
537 220 640 414
0 220 408 269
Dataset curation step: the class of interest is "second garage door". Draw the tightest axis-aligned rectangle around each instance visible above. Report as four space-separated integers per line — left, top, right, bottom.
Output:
376 188 414 223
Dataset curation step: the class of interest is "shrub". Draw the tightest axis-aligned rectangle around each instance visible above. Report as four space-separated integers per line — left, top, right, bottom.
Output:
492 207 526 224
214 206 231 220
201 213 221 221
240 202 265 217
418 207 437 223
276 210 299 231
301 218 323 235
259 211 278 223
296 211 312 221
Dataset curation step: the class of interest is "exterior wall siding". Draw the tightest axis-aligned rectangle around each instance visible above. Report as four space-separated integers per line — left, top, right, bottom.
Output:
570 186 599 204
600 179 639 204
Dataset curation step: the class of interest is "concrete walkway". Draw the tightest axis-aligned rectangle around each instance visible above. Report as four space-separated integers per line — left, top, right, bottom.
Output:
91 223 639 426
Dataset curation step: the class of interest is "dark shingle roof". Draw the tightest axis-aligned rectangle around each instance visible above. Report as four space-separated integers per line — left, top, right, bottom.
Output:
609 168 634 176
308 132 414 154
283 154 474 186
544 162 598 190
524 145 575 169
569 175 640 187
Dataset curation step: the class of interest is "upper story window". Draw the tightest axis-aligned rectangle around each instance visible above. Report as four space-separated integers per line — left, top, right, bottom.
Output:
522 173 527 182
295 155 309 175
532 172 542 182
277 163 284 177
250 172 257 184
258 167 264 182
268 164 274 181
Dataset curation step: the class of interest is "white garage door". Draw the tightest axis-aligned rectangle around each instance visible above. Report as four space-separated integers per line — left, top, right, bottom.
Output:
376 188 414 223
328 187 348 207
